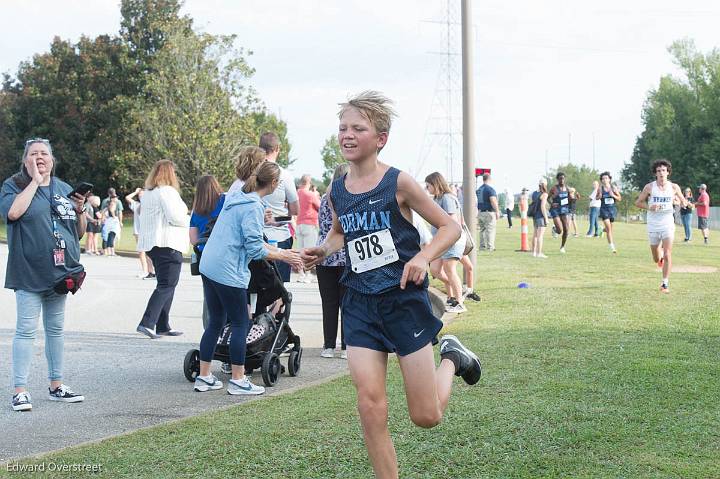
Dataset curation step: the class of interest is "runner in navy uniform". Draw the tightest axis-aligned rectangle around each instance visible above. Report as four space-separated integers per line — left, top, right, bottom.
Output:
302 91 482 479
596 171 621 253
549 172 571 253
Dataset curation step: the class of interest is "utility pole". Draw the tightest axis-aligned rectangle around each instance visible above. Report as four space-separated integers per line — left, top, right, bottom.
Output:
461 0 476 270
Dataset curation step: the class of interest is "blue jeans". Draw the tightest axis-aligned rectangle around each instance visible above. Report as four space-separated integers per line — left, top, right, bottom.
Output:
200 275 249 366
587 207 600 236
681 213 692 240
13 290 67 388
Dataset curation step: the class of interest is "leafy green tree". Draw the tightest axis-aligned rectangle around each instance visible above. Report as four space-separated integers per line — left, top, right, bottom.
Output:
623 39 720 196
320 135 345 185
116 24 259 200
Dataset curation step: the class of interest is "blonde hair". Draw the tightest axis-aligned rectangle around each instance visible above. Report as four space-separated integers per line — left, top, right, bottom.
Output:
243 161 281 194
145 160 180 191
338 90 397 134
235 146 266 181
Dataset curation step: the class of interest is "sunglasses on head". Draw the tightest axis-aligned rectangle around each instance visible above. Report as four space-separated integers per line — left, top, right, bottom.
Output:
25 138 50 146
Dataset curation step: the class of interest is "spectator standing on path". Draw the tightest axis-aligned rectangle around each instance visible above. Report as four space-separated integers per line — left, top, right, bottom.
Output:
101 198 121 257
1 138 88 411
476 173 499 251
317 164 349 359
531 179 550 258
296 174 321 283
195 162 303 395
228 146 267 194
426 172 467 313
680 187 695 242
135 160 190 339
695 184 711 244
586 181 601 237
100 188 123 250
126 188 155 279
189 175 226 330
504 188 514 228
84 195 101 255
259 132 299 283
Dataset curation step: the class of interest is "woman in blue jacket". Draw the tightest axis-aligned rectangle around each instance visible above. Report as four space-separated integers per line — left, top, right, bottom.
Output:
195 162 303 395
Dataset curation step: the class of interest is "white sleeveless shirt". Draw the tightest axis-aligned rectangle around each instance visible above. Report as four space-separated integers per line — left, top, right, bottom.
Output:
646 181 675 232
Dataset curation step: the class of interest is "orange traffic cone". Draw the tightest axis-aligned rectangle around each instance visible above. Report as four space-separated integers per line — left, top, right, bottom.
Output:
516 193 531 252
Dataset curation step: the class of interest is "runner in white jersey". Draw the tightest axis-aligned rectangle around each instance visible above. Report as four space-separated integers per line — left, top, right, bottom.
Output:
635 159 688 293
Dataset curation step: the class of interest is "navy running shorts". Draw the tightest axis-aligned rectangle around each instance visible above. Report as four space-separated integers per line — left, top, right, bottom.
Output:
342 285 443 357
599 207 616 222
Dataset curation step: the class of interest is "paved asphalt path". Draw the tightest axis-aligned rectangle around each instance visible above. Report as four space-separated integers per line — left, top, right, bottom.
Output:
0 244 349 461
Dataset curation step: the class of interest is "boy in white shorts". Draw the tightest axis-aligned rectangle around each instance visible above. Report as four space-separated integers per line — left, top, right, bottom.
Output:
634 159 688 293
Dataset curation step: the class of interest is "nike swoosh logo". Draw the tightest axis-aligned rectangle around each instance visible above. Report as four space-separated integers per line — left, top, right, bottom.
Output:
413 329 425 338
369 199 381 205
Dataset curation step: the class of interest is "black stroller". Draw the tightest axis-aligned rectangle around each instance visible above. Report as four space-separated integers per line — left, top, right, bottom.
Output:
183 259 303 387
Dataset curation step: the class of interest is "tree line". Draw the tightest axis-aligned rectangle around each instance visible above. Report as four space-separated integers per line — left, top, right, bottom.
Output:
623 39 719 199
0 0 292 203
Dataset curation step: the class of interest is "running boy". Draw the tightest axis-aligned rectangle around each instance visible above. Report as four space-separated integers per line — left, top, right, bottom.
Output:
596 172 621 253
549 172 571 253
634 159 688 293
302 91 482 479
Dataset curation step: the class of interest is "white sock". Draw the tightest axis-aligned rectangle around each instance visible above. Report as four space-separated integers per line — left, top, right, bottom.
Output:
662 278 669 286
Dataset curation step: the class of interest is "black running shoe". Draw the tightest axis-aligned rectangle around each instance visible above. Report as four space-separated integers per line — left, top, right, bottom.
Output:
439 335 482 385
465 292 482 302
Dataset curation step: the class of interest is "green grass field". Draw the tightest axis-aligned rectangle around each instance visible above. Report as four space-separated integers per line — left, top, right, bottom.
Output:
6 221 720 478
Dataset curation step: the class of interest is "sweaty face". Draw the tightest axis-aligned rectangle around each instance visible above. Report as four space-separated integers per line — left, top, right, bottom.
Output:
338 108 387 162
655 165 669 180
26 143 53 175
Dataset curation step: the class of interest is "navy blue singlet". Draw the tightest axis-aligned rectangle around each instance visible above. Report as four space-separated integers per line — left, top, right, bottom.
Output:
330 167 423 295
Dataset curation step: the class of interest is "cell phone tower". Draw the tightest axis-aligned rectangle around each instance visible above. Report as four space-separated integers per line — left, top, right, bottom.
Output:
413 0 464 184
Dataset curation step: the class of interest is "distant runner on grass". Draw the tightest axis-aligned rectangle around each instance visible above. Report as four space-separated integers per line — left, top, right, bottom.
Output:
302 91 482 479
634 159 688 294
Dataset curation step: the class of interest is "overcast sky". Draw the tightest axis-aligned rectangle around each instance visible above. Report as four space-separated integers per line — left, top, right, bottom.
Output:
2 0 719 193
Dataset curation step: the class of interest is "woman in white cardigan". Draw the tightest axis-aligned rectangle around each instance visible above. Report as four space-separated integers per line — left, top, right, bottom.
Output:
136 160 190 339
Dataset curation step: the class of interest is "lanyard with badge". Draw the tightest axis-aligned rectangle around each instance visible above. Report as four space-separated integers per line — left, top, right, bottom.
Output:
37 178 67 267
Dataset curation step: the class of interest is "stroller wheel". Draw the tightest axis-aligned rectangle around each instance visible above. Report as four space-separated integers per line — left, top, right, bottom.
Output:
183 349 200 382
288 348 302 376
261 353 281 387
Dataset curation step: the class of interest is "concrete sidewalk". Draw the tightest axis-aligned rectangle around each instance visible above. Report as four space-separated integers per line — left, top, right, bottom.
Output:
0 244 349 461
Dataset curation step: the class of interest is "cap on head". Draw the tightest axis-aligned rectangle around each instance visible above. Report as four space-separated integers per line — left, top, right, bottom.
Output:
108 188 117 198
698 183 707 190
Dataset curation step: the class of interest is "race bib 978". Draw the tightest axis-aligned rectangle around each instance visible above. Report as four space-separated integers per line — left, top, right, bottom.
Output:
348 229 399 274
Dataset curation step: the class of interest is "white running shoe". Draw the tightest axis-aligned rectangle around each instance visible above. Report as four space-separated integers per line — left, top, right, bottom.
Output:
340 350 348 359
194 375 223 392
320 348 335 358
227 377 265 395
446 303 467 314
536 253 548 259
559 247 566 254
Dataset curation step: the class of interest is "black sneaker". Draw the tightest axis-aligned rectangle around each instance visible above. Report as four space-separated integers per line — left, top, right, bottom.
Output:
221 362 232 375
144 273 157 280
12 392 32 412
466 292 482 302
49 385 84 403
439 335 482 385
